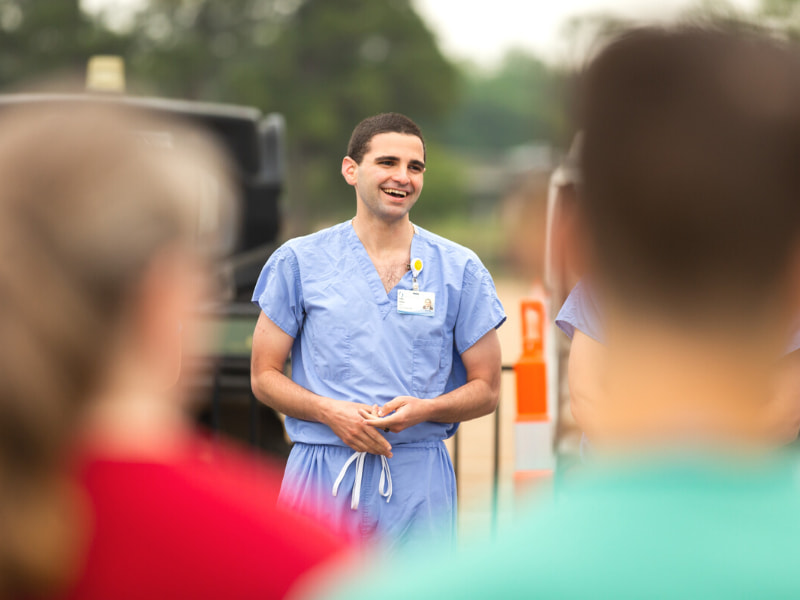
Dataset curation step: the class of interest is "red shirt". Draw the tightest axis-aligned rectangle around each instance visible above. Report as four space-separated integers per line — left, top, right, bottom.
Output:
61 436 347 600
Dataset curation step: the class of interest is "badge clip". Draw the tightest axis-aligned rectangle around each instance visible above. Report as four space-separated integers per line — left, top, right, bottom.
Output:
411 258 423 291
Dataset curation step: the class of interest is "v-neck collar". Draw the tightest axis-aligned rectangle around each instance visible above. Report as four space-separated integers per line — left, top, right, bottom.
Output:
346 219 419 319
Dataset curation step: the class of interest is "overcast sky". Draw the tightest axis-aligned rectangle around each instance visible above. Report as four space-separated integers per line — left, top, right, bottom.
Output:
412 0 758 67
84 0 760 68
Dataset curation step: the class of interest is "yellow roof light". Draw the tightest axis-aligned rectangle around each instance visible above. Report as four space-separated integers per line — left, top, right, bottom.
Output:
86 55 126 93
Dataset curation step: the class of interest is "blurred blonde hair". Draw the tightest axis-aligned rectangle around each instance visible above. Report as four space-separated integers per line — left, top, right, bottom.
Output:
0 100 236 596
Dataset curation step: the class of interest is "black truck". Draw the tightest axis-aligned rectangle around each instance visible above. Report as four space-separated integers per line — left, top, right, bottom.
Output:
0 92 290 458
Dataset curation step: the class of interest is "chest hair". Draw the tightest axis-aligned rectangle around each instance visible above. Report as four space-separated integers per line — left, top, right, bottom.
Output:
374 259 410 293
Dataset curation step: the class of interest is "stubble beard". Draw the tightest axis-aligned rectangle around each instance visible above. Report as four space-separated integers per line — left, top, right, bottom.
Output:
360 189 417 225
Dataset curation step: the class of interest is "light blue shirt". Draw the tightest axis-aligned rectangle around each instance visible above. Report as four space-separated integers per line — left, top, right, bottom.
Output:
555 279 604 342
252 221 506 447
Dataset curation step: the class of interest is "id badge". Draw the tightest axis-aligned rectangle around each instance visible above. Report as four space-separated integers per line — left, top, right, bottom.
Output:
398 289 436 316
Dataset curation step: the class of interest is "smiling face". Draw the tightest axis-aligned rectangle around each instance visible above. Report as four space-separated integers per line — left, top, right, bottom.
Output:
341 132 425 224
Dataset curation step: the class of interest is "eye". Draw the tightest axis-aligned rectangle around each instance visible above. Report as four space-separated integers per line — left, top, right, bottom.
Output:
379 160 394 166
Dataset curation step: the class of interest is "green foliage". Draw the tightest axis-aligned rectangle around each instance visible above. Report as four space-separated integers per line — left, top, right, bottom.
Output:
0 0 129 89
433 50 568 151
13 0 800 234
760 0 800 19
411 142 469 222
123 0 459 225
758 0 800 40
125 0 287 101
0 0 571 229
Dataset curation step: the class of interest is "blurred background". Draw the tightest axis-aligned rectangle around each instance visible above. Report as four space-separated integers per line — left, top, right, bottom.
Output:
2 0 796 539
0 0 775 279
2 0 790 278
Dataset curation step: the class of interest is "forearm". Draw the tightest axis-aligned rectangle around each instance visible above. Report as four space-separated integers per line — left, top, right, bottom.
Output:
252 366 393 456
249 313 393 455
421 377 499 424
418 330 501 424
251 367 331 423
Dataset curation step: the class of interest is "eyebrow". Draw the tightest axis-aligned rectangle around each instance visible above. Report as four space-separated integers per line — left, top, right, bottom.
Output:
374 155 426 169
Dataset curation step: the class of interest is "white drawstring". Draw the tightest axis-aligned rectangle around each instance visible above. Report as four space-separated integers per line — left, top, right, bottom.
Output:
378 455 392 502
332 451 393 510
332 451 365 510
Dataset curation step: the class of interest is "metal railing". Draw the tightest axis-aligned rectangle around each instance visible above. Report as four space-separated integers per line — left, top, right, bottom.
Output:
451 364 514 533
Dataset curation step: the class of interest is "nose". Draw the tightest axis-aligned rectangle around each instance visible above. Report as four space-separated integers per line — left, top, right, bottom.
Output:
391 166 410 185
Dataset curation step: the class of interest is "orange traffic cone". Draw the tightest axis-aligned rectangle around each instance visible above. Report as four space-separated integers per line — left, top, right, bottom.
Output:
514 299 554 497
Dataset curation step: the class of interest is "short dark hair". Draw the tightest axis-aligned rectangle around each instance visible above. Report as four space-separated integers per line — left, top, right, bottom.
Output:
346 113 425 164
579 26 800 323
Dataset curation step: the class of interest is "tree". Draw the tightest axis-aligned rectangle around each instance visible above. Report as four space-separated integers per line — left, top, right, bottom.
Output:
758 0 800 39
126 0 459 226
0 0 129 90
435 50 568 152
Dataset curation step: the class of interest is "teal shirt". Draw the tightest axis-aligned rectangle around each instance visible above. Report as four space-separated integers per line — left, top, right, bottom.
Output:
321 455 800 599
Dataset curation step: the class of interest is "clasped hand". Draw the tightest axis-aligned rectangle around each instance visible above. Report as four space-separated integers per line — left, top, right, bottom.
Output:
323 396 427 457
359 395 427 434
322 398 393 457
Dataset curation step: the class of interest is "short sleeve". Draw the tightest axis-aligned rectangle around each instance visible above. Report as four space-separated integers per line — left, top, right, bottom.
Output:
454 260 507 354
251 246 304 338
554 280 604 343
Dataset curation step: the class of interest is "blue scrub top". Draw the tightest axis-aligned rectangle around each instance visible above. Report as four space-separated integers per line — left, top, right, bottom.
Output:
252 221 506 447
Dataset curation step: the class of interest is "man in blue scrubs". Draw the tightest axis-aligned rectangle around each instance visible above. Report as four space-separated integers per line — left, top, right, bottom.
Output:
250 113 506 548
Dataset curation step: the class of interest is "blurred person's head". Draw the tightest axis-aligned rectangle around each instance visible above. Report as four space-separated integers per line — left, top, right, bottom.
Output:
0 101 235 596
577 26 800 445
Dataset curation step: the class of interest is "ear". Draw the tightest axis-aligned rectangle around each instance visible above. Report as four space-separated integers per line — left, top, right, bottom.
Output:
341 156 358 186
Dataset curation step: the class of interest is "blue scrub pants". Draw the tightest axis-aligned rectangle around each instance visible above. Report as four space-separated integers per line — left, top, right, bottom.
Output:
278 441 456 551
